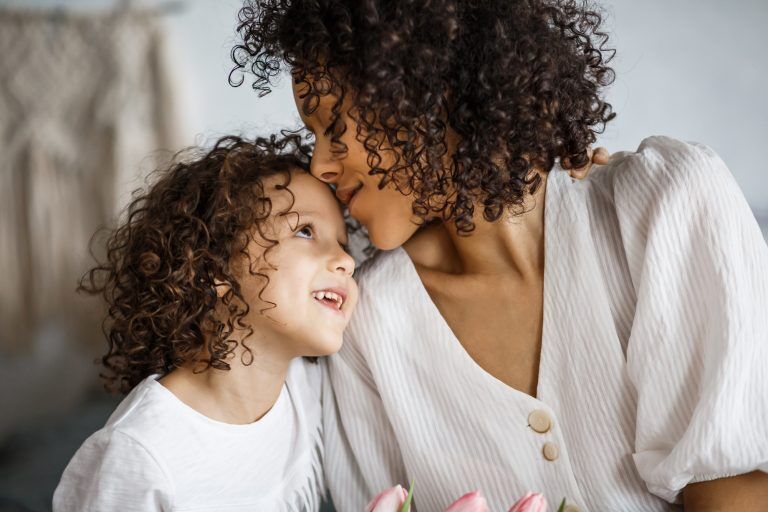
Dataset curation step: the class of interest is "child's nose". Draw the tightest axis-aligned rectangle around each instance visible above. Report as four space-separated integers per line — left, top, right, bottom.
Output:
332 248 356 276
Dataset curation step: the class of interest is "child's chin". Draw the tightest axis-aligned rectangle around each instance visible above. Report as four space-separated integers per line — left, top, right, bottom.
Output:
304 335 344 357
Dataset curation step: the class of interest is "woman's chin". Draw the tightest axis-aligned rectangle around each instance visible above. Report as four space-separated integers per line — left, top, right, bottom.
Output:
367 225 416 252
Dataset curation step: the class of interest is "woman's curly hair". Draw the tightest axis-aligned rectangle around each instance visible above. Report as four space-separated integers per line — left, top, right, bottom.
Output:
80 134 312 394
231 0 615 234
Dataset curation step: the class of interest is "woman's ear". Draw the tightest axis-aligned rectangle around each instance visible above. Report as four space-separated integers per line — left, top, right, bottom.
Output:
213 278 232 299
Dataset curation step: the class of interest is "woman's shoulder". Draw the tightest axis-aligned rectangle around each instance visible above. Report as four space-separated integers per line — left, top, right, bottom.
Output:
582 136 765 291
353 247 413 297
593 135 739 205
343 248 421 346
287 357 324 407
584 135 751 242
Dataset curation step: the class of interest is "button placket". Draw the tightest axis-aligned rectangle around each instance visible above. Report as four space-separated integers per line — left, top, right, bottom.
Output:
522 403 587 510
528 408 560 463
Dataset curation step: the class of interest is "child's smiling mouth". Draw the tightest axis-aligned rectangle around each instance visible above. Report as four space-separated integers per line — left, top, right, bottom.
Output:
311 287 348 316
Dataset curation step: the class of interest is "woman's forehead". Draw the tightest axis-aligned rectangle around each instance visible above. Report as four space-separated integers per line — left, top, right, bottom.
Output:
291 76 341 116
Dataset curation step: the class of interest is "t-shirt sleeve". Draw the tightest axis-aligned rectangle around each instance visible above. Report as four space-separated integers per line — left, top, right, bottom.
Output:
613 136 768 503
53 428 173 512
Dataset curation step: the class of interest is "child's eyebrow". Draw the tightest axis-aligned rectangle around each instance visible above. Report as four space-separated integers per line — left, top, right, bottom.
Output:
290 210 320 217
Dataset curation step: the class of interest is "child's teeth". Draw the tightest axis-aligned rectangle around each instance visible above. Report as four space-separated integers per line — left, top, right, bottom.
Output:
313 290 343 309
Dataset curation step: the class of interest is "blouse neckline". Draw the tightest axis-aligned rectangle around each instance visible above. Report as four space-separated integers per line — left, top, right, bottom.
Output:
392 169 572 407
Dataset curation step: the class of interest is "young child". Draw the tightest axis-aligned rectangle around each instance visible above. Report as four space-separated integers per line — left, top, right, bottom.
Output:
53 134 358 511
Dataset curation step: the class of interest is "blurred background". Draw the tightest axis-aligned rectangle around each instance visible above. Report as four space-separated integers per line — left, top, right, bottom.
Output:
0 0 766 510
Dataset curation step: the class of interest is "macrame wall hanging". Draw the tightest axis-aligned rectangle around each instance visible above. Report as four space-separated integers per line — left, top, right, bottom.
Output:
0 4 189 352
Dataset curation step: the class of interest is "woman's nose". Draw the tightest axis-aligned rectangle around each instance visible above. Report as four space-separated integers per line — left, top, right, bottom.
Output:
310 158 341 184
320 170 340 182
309 139 342 183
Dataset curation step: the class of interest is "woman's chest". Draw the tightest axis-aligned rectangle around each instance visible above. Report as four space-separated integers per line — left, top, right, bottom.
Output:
423 273 544 397
363 246 661 510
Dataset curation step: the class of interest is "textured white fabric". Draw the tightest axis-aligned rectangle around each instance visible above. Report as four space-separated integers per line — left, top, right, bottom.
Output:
53 358 325 512
323 136 768 512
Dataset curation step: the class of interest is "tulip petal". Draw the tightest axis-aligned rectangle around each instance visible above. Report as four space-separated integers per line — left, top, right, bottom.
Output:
444 491 490 512
508 491 548 512
366 485 409 512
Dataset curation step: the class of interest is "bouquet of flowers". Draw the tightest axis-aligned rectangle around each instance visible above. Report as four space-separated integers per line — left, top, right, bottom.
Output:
366 483 563 512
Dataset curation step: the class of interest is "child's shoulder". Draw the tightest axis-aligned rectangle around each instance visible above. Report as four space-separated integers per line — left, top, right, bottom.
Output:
57 376 177 491
98 375 189 450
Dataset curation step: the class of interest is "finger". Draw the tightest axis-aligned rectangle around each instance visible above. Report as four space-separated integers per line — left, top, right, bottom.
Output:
568 147 591 179
592 146 611 165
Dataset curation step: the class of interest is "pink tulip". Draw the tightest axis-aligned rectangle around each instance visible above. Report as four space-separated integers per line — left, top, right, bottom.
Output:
366 485 409 512
444 491 490 512
508 492 548 512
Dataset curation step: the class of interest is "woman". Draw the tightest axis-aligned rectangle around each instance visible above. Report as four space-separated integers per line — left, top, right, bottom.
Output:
231 1 768 510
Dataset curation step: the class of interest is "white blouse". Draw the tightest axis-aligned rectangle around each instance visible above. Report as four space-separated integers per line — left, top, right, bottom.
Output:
54 358 324 512
322 136 768 511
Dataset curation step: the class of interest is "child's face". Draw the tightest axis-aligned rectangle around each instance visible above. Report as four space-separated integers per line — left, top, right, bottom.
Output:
237 170 358 358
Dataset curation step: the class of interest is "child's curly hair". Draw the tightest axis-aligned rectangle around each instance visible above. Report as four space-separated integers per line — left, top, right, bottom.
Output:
80 134 312 394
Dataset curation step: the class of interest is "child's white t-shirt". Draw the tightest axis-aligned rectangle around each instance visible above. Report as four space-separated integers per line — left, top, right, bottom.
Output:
53 358 325 512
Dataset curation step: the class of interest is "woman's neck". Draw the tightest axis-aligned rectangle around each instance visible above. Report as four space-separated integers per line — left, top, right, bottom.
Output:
408 171 547 280
160 339 294 425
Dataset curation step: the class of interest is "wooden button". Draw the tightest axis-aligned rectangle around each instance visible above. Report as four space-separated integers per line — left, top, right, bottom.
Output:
528 409 552 434
542 442 559 461
563 506 582 512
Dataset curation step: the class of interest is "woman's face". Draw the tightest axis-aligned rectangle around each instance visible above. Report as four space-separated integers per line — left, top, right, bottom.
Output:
292 79 423 250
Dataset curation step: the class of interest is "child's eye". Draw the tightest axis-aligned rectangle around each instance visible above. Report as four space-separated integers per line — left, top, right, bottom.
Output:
296 225 314 239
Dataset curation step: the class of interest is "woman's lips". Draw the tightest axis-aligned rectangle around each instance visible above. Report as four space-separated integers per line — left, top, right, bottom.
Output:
336 183 362 207
347 186 361 213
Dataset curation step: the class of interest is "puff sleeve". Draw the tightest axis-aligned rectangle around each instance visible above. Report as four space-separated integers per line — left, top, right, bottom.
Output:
614 136 768 503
